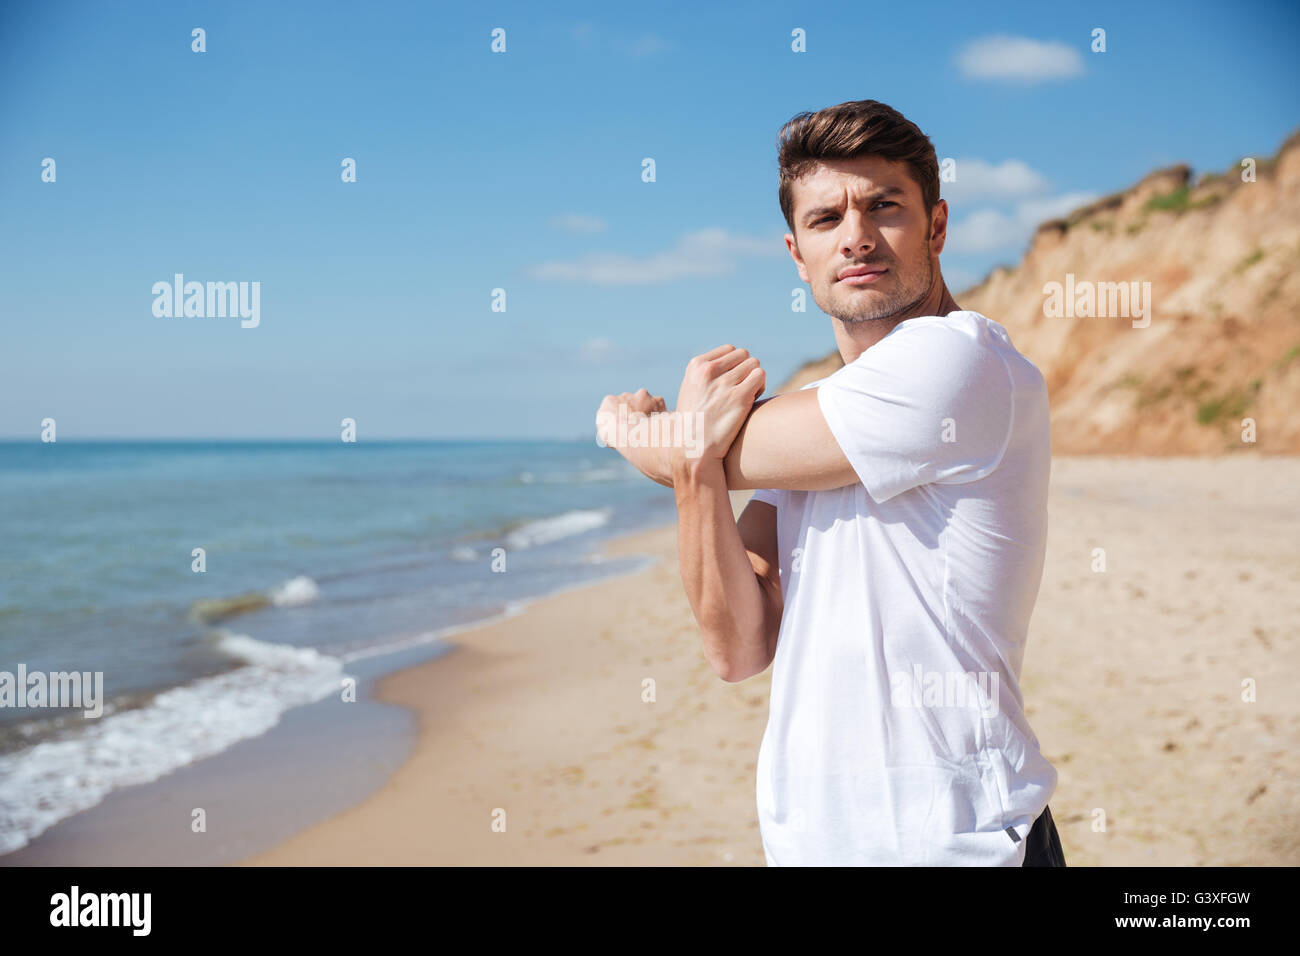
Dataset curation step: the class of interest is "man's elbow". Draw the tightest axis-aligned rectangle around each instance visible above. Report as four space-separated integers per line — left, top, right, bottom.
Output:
716 664 759 684
705 643 771 683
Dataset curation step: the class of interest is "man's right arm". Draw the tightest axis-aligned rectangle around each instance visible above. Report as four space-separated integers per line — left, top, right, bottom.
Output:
673 456 783 682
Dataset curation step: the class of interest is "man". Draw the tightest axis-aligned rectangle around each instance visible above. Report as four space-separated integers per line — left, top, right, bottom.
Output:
596 99 1065 866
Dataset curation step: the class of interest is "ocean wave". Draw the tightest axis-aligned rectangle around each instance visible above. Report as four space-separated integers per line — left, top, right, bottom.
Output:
511 463 637 485
269 575 320 607
190 575 320 623
0 630 345 856
503 508 611 550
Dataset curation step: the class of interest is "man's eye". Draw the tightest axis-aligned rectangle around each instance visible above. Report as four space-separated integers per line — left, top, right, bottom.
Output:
874 201 897 210
811 216 835 226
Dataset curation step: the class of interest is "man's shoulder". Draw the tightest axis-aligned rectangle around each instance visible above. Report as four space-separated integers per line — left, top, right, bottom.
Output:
888 309 1000 345
848 310 1012 383
820 310 1046 412
892 310 1046 390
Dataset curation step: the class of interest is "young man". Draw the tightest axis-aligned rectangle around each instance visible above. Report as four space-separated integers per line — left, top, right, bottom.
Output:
596 100 1065 866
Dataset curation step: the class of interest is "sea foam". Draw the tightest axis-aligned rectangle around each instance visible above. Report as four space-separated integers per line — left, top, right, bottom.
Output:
504 508 610 550
0 631 344 855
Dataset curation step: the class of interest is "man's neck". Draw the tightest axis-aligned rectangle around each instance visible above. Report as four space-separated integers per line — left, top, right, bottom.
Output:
834 274 960 366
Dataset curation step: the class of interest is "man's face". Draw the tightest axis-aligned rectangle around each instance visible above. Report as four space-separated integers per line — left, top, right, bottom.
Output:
786 156 946 324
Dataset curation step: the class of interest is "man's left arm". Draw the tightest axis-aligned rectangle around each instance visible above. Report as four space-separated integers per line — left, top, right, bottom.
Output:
601 390 856 492
719 389 857 491
606 323 1017 500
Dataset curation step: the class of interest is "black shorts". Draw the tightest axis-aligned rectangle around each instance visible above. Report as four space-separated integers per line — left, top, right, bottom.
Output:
1020 804 1067 867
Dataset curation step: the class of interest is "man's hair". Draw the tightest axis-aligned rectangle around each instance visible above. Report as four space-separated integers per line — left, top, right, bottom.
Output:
777 99 940 237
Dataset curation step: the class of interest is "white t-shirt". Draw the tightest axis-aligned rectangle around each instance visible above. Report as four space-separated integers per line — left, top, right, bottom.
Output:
750 310 1056 866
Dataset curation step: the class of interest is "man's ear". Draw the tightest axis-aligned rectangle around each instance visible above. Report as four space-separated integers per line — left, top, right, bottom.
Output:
929 199 949 256
785 233 810 284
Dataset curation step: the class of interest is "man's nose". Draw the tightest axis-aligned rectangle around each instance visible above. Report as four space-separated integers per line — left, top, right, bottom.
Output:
840 208 880 257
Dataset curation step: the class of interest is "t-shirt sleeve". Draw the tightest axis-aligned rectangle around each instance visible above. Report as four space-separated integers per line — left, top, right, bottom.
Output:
750 487 780 508
814 321 1015 503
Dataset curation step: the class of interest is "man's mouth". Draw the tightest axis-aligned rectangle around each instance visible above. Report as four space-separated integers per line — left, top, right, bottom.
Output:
837 265 888 285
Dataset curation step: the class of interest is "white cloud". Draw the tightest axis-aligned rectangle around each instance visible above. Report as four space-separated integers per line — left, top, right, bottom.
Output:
947 209 1026 254
578 337 618 364
552 213 607 234
941 158 1050 203
939 155 1094 254
528 227 784 285
955 35 1084 82
946 191 1097 254
1015 192 1099 224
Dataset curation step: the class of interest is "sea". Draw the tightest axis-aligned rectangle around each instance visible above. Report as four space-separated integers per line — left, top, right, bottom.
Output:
0 439 676 855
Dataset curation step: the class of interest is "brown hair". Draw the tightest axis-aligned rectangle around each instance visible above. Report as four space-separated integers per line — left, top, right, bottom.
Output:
777 99 940 236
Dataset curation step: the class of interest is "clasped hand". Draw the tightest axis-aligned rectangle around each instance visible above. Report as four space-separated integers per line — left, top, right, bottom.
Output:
596 345 766 472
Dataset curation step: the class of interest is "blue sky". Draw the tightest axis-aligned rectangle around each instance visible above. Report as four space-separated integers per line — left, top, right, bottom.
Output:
2 0 1296 439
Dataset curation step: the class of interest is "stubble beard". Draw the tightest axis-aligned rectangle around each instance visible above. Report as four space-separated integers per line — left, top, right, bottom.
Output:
818 225 937 326
831 254 933 325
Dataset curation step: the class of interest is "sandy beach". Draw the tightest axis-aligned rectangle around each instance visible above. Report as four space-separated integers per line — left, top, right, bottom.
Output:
242 456 1300 866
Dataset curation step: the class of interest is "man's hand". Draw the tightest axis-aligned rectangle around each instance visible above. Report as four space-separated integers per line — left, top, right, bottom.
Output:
673 344 766 463
595 388 665 449
595 387 677 487
594 345 768 487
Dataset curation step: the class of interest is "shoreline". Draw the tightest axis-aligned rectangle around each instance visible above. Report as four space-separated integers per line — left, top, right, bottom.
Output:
0 525 669 866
